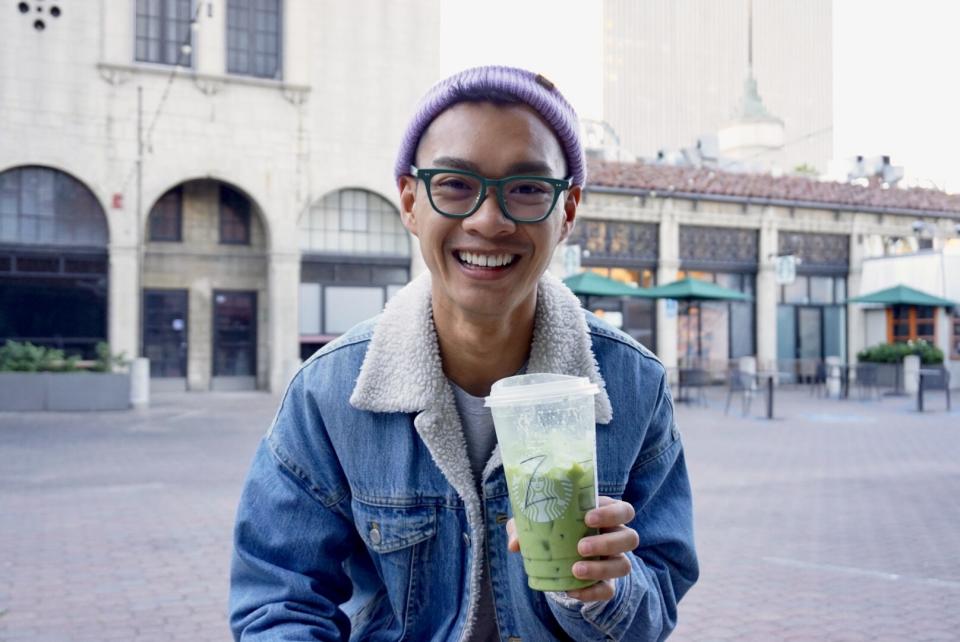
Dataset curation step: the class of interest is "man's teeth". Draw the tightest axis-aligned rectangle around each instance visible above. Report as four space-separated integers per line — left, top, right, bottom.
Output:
458 251 516 268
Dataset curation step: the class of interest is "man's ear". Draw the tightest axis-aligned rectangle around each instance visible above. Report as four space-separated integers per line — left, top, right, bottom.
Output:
398 175 420 237
557 185 580 243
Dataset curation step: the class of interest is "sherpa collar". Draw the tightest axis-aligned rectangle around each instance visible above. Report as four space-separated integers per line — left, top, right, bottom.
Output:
349 270 613 421
348 270 612 640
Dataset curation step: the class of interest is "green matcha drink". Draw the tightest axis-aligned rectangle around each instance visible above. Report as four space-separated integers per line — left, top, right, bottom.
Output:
485 374 600 592
504 459 599 591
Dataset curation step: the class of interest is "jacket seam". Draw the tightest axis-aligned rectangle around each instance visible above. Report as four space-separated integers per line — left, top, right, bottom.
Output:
266 438 349 509
630 436 681 474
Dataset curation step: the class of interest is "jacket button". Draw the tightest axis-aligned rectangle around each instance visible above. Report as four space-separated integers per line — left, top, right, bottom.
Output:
369 524 382 546
463 532 471 547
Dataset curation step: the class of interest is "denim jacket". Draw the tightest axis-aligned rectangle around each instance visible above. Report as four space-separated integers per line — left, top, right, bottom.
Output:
230 272 699 641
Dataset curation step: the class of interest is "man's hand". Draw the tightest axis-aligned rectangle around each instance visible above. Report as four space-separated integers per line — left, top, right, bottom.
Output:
506 496 639 602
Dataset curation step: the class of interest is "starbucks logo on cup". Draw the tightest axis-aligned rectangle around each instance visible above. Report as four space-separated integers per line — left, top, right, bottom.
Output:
512 455 573 522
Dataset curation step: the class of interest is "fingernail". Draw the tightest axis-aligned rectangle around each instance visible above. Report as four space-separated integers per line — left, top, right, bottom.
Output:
573 562 587 577
579 541 592 556
586 513 599 527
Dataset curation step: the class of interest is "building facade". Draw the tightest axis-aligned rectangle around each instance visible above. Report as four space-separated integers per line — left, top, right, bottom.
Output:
575 160 960 384
1 0 440 391
602 0 833 171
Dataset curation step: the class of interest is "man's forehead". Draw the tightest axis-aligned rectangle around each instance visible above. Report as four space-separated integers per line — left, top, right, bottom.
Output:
416 101 567 176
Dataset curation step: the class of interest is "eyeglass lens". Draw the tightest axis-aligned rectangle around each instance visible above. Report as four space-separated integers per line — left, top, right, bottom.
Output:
427 172 556 221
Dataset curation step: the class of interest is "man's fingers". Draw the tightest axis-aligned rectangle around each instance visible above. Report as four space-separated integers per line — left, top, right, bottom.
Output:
585 497 635 529
571 554 632 581
505 517 520 552
578 525 639 557
565 579 614 602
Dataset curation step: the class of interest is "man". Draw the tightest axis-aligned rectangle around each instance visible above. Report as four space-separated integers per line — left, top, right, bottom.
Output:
230 65 698 641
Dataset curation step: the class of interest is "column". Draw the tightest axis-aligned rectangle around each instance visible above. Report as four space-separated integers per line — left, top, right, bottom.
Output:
656 200 679 375
756 208 778 371
108 245 140 362
847 225 866 367
268 251 301 393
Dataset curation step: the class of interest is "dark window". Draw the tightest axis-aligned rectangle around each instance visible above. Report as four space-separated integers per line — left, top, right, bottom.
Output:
15 256 60 273
148 188 183 241
143 289 189 378
219 185 251 245
227 0 282 79
135 0 194 66
952 311 960 360
213 291 257 376
0 167 108 248
889 305 936 344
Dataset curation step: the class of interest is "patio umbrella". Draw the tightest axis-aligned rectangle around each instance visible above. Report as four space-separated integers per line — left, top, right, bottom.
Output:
562 271 654 298
845 284 957 307
639 277 750 302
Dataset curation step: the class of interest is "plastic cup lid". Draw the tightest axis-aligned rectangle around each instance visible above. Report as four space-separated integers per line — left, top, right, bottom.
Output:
484 373 599 407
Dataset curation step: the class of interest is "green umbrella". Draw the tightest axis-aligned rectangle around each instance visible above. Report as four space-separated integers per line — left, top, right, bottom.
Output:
562 271 653 298
846 284 957 307
640 277 750 301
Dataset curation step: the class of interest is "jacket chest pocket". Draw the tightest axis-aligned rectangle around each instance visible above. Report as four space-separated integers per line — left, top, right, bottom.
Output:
352 500 438 633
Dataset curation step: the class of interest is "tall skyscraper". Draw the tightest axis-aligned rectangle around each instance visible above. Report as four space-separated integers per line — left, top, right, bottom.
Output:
602 0 832 172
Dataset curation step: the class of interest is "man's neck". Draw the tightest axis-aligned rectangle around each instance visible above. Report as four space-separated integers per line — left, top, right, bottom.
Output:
433 299 536 398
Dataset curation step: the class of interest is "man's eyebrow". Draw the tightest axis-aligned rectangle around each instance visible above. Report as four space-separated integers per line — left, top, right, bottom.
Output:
431 157 558 177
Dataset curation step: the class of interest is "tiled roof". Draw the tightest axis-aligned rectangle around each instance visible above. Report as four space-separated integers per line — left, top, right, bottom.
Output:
586 159 960 217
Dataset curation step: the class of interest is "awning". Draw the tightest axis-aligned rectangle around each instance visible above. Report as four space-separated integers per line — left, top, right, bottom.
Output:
639 277 751 301
562 271 653 298
845 284 957 307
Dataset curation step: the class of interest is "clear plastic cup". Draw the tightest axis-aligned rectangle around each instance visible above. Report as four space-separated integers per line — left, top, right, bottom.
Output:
485 373 600 592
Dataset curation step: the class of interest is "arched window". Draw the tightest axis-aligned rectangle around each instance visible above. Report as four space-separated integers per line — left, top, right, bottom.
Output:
300 189 409 257
0 166 108 247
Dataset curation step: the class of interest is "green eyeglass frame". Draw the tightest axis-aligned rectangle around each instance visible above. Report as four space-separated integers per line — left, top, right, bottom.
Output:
410 165 571 223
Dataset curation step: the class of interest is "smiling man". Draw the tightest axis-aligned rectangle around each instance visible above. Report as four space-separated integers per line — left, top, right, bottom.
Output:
230 66 698 641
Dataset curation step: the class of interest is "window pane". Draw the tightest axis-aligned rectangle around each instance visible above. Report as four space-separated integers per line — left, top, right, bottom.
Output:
809 276 833 304
834 277 847 303
298 283 321 334
324 287 384 334
783 276 809 304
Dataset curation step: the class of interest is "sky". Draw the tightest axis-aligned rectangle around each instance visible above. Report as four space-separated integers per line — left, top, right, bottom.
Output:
440 0 960 192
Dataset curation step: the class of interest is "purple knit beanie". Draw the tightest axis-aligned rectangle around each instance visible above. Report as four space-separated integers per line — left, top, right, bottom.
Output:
394 65 586 187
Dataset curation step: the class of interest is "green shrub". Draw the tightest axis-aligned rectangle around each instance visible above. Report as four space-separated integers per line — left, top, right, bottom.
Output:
0 340 80 372
857 340 943 365
90 341 128 373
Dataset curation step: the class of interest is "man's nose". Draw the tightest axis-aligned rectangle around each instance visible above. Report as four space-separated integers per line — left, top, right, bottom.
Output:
462 187 515 236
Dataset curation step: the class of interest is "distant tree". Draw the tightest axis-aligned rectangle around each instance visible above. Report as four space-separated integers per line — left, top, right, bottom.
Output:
793 163 818 177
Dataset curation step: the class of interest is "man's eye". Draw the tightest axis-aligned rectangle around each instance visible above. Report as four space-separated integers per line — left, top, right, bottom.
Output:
510 182 548 195
436 178 472 191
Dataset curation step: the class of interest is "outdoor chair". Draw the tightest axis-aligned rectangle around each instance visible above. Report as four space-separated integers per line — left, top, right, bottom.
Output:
809 361 828 397
725 367 756 416
679 367 710 406
855 363 879 400
918 366 952 411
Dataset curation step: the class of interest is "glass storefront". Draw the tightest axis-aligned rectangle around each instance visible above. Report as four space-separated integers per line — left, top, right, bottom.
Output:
776 273 847 378
677 270 755 368
583 266 656 349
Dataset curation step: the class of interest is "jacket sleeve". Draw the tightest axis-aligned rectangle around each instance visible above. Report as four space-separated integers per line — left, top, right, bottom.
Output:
229 373 355 641
545 369 700 641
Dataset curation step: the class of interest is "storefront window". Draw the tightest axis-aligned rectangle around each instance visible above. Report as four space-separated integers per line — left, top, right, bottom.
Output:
809 276 833 304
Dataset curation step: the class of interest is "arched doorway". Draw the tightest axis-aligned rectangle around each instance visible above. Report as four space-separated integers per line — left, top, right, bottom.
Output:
298 188 410 359
142 179 268 391
0 166 109 358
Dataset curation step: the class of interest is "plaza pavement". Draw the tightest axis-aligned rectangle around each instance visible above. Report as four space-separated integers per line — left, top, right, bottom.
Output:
0 384 957 641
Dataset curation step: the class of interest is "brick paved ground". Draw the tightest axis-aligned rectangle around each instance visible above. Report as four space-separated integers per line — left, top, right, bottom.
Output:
1 385 958 641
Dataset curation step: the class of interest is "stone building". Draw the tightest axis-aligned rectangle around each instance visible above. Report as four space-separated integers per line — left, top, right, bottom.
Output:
573 160 960 382
1 0 440 391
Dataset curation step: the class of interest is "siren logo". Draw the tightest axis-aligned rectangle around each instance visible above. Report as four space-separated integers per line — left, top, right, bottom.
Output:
512 455 573 523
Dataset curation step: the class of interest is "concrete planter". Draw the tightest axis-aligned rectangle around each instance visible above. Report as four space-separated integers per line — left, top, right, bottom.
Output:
0 372 131 411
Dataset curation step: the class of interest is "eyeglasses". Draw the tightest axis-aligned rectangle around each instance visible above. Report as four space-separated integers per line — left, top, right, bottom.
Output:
410 165 571 223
